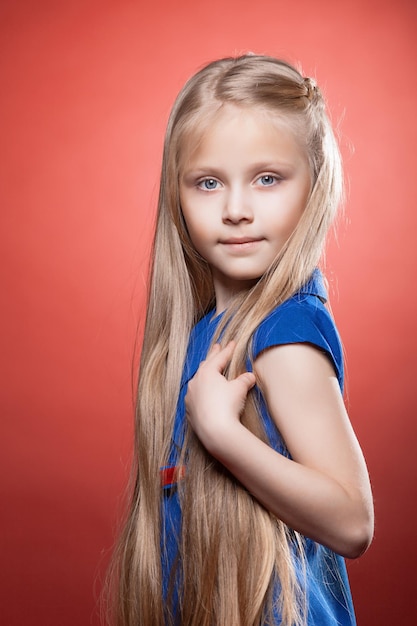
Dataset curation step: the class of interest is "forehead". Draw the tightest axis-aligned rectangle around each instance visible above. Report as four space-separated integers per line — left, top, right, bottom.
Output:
180 104 308 171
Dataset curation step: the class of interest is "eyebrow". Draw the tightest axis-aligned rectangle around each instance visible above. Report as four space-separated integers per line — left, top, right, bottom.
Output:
182 161 297 179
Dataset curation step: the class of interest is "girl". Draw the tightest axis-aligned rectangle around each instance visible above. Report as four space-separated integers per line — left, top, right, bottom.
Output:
110 55 374 626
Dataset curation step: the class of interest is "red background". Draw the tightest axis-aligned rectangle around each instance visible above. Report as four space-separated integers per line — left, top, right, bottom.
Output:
1 1 416 624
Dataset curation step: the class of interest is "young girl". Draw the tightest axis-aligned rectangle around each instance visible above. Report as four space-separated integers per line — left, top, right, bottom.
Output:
111 54 374 626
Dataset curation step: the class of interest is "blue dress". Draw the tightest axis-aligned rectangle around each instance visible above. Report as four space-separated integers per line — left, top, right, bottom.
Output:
161 269 356 625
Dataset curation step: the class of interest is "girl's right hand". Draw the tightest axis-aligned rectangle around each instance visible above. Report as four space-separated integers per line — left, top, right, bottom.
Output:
187 341 373 559
185 342 256 450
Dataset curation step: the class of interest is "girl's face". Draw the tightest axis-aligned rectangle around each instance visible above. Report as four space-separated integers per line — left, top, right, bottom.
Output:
179 104 311 312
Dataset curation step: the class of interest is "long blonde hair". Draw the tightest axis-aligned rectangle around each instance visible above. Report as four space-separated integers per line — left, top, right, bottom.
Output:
108 55 343 626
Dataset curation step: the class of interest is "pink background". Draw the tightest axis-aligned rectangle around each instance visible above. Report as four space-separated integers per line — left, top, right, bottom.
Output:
1 0 416 624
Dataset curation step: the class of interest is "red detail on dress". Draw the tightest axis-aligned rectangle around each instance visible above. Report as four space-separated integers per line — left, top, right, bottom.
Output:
160 465 186 487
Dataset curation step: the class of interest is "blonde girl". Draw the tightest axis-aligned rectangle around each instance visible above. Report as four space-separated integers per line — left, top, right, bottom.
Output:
110 54 374 625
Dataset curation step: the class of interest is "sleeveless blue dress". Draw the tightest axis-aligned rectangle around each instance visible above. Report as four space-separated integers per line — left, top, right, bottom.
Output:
161 269 356 625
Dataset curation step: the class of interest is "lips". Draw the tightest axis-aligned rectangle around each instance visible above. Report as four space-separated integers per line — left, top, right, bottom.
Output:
220 237 263 245
219 237 264 252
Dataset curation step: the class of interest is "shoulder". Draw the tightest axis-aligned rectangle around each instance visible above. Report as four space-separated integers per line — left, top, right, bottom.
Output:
252 270 344 389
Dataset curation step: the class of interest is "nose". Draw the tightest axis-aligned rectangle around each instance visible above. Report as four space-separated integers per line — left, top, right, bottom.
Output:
222 186 253 224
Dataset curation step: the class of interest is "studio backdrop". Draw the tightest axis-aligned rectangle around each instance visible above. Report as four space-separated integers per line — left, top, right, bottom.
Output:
1 1 416 624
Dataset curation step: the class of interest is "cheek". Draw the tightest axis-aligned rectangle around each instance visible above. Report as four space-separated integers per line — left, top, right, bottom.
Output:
181 207 207 253
289 202 306 231
180 194 197 235
284 185 310 229
284 210 304 241
185 222 208 254
265 195 305 238
181 196 213 244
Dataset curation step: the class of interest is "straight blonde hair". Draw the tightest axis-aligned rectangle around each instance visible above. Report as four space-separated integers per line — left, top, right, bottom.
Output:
107 55 343 626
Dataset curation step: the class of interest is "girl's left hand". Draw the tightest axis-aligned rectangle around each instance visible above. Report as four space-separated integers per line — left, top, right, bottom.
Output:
185 342 256 450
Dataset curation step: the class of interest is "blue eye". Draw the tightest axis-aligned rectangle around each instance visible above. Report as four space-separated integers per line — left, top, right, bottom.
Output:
259 175 276 186
199 178 219 190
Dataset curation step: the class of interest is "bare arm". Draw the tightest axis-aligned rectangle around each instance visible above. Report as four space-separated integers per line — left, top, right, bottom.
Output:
185 342 374 559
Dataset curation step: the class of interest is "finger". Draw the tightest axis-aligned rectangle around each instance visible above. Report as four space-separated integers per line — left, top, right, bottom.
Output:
208 341 236 371
206 342 222 358
206 340 235 362
235 371 256 391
